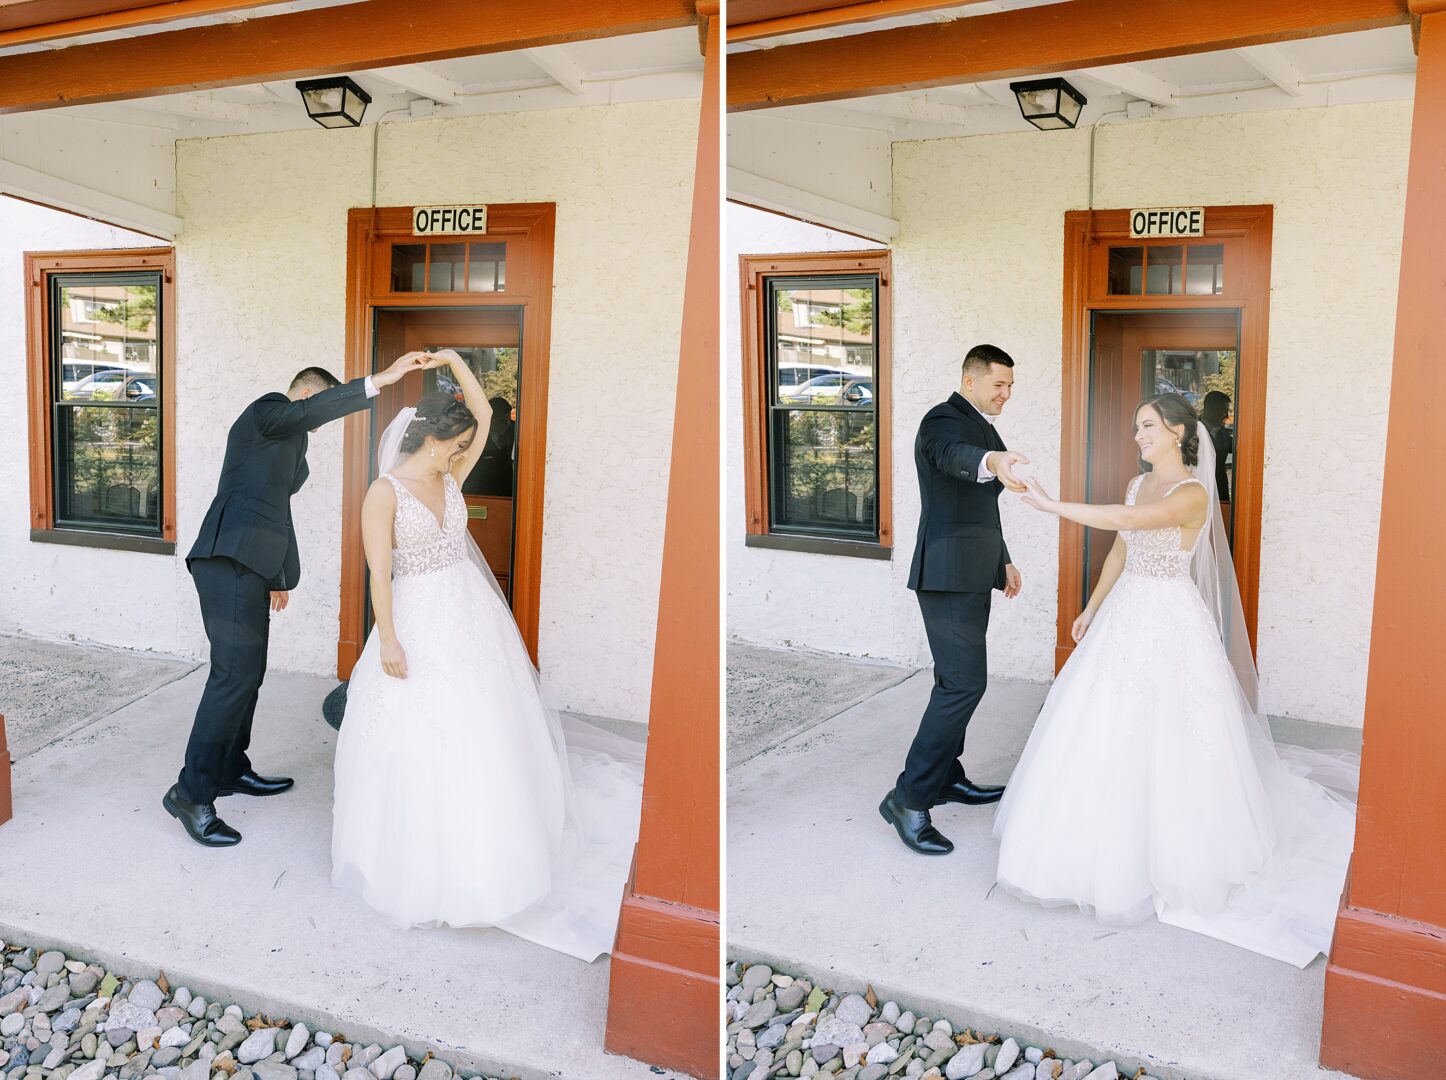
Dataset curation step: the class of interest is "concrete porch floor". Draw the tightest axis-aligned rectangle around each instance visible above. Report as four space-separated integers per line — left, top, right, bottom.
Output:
726 647 1363 1080
0 647 669 1080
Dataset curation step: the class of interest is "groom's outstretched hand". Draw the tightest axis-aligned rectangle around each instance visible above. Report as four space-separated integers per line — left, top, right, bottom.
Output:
373 350 430 388
988 450 1031 493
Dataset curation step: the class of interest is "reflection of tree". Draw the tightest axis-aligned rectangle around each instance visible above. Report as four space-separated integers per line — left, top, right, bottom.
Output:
481 348 519 405
89 285 157 334
809 288 873 335
782 407 876 529
65 406 158 523
1203 352 1237 405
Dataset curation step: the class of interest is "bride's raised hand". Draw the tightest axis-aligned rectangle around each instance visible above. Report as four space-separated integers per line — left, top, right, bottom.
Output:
423 348 464 369
1020 477 1058 514
381 636 408 679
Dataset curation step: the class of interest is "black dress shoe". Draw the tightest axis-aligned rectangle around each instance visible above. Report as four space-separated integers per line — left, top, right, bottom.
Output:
217 770 294 797
878 790 953 855
934 776 1006 806
163 784 241 847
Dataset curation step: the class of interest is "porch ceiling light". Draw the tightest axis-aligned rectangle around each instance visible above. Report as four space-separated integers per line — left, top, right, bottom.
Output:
296 76 372 128
1009 77 1087 131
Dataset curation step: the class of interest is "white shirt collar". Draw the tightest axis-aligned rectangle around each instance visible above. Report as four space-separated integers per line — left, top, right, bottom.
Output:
962 396 998 426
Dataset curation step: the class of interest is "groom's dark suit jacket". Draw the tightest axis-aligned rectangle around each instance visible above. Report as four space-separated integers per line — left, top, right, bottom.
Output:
187 378 371 591
906 391 1012 594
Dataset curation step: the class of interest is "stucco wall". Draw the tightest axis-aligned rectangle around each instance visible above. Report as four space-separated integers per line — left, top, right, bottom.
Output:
2 97 699 725
728 102 1411 727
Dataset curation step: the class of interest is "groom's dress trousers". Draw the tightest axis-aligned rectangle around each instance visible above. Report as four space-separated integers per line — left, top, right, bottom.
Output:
180 378 373 804
898 392 1011 811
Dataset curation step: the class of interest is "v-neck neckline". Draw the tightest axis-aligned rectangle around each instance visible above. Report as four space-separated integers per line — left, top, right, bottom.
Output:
390 473 449 532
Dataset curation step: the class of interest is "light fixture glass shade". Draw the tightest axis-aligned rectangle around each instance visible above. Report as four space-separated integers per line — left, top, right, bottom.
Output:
296 76 372 128
1009 77 1087 131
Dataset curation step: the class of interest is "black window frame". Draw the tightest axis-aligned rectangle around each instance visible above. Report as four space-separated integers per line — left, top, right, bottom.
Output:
48 269 167 540
763 272 882 544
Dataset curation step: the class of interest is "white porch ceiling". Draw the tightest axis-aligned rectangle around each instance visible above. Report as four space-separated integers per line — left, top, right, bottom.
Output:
726 6 1418 240
0 7 703 240
727 0 1417 142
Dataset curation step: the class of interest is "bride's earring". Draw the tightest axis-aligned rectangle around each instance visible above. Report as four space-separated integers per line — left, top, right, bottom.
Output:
430 445 436 459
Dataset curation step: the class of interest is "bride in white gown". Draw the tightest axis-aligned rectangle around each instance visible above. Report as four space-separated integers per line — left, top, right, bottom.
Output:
993 393 1358 967
331 350 643 962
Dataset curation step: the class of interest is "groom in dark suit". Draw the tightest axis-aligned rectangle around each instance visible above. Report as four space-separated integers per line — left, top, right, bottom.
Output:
880 344 1029 855
164 354 423 846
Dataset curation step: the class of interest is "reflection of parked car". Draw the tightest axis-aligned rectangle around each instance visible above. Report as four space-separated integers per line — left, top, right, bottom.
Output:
1153 375 1200 409
777 362 851 394
781 373 874 404
69 371 157 401
62 362 124 392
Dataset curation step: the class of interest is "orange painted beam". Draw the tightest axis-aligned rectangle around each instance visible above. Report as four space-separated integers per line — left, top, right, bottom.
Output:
728 0 1000 43
0 0 294 50
604 4 720 1077
0 0 696 113
727 0 1410 110
727 0 993 44
1320 5 1446 1077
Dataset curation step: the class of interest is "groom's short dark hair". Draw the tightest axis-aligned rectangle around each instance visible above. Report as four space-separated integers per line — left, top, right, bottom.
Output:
289 367 341 394
962 344 1015 377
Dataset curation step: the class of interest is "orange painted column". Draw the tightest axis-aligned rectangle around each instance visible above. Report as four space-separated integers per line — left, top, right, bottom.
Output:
602 5 720 1079
1319 6 1446 1077
0 714 11 826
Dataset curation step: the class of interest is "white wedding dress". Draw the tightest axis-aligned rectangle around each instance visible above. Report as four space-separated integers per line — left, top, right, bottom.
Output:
331 467 644 962
993 470 1359 967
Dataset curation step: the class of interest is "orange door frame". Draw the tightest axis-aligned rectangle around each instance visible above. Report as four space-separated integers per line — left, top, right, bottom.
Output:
338 204 555 677
1057 207 1272 673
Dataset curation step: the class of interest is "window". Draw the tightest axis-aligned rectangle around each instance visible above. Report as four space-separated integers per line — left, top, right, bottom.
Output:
390 241 506 293
1108 241 1224 296
26 249 176 553
740 252 891 557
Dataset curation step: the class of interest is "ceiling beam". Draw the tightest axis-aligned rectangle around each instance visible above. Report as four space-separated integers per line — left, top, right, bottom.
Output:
0 0 695 113
0 0 293 49
1078 63 1179 107
728 0 1410 111
521 45 587 94
1235 43 1305 95
726 0 995 44
727 165 898 241
0 154 182 237
124 90 251 122
365 63 462 105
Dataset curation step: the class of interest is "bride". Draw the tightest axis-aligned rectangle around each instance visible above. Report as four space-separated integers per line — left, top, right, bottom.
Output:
993 392 1358 966
331 349 643 962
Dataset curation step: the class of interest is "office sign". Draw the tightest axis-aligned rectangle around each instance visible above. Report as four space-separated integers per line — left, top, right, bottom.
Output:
411 205 488 236
1129 206 1205 238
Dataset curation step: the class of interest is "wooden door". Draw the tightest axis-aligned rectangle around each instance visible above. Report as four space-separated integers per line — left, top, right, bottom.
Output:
1084 312 1240 596
371 308 523 598
339 203 555 677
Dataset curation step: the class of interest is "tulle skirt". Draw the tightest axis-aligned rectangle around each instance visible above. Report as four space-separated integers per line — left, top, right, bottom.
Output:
332 558 644 962
992 570 1357 966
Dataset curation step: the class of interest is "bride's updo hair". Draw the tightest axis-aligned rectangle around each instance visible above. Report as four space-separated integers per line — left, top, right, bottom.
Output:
400 392 478 454
1136 392 1200 467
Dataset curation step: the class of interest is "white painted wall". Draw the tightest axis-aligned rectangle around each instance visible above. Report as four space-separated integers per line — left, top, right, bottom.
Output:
1 97 699 725
728 102 1411 728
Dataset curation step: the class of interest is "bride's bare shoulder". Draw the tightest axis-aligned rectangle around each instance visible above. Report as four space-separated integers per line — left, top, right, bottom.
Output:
363 475 398 513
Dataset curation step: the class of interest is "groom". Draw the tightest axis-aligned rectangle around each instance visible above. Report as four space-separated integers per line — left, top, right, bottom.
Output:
164 353 425 847
880 344 1030 855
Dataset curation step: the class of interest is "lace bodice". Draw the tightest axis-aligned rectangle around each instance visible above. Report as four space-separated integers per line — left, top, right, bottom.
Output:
383 472 467 577
1121 474 1204 580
